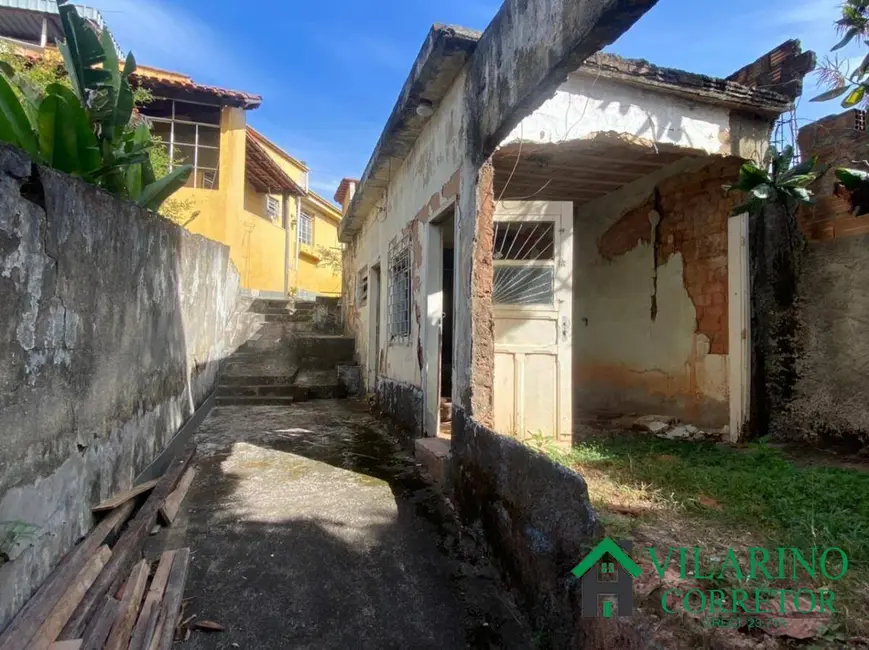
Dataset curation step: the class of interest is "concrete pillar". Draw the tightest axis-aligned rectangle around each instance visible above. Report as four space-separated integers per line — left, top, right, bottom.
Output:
217 106 247 279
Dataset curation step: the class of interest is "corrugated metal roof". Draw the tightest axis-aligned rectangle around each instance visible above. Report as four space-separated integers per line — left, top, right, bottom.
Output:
0 0 118 52
0 0 106 26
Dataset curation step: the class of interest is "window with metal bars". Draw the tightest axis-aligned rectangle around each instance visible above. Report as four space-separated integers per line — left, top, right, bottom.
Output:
267 196 280 221
144 99 221 190
388 237 411 342
492 221 556 306
298 213 314 245
358 267 369 306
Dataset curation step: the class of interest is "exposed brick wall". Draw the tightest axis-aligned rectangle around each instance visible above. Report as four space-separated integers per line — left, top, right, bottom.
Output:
598 157 744 355
798 109 869 240
727 40 816 101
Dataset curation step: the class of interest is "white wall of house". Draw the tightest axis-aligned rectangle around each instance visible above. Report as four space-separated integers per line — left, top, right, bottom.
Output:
345 71 468 392
501 73 734 154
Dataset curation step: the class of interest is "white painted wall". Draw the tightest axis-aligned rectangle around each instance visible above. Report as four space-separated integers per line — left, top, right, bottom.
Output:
501 73 732 155
345 71 468 391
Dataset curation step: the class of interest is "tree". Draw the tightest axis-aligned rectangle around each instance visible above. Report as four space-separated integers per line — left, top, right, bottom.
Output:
0 0 190 210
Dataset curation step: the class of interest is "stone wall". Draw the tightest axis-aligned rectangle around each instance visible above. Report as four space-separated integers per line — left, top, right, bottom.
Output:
0 145 245 627
450 406 603 647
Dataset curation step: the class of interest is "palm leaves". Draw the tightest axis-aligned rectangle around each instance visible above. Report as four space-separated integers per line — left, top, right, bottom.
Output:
0 0 190 210
723 146 826 216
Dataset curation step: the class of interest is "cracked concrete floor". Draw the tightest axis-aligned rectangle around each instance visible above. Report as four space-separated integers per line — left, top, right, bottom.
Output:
160 400 531 649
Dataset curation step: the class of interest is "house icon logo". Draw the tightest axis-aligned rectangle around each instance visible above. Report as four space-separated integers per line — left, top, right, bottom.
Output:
572 537 642 618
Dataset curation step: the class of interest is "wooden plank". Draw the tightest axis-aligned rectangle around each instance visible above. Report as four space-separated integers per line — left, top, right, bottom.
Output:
49 642 82 650
80 597 120 650
128 551 175 650
60 444 196 639
154 548 191 650
104 559 149 650
92 479 159 513
29 546 111 650
0 501 134 650
158 467 195 525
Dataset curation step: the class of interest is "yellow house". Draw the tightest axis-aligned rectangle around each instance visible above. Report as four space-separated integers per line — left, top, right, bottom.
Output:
134 66 343 299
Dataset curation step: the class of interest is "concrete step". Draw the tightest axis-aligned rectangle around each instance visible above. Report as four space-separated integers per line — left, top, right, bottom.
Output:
215 396 297 406
262 312 313 323
220 375 297 387
249 298 293 314
295 335 355 368
415 438 451 490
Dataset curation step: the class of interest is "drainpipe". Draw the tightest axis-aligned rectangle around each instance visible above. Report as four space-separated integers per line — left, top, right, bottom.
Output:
282 191 291 296
294 196 302 296
40 17 47 48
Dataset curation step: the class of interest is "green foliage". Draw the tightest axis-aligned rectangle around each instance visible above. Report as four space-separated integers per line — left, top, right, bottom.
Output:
812 0 869 108
316 245 342 275
0 1 190 210
722 146 825 216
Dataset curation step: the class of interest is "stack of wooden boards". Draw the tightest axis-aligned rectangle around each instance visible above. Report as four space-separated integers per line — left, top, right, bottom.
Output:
0 445 198 650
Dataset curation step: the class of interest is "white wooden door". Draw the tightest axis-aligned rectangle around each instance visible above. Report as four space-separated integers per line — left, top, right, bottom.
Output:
493 201 573 441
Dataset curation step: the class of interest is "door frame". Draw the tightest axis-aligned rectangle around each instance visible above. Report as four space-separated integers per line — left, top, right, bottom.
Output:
727 212 751 442
368 262 381 392
423 203 455 437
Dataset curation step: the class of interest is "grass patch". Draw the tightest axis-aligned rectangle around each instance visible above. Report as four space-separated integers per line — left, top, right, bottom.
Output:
546 435 869 639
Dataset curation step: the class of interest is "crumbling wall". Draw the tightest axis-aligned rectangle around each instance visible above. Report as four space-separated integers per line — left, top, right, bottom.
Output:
0 145 243 627
574 157 743 428
764 111 869 444
343 72 467 430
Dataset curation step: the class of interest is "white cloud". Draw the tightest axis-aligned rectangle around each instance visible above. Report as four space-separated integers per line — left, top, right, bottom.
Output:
310 179 341 195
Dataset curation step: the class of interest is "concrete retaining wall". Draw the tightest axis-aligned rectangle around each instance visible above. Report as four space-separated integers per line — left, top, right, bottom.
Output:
450 406 602 647
0 145 245 627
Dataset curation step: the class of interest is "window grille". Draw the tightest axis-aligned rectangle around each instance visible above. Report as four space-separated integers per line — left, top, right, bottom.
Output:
144 99 221 190
388 236 411 341
267 196 280 220
492 221 556 306
358 267 369 305
298 213 314 245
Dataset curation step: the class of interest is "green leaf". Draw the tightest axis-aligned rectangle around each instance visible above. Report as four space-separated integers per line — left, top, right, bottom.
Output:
38 86 100 176
787 187 814 204
751 183 774 200
842 85 866 108
782 155 820 181
833 26 860 51
772 146 794 180
811 85 850 102
836 167 869 190
136 164 192 210
781 174 820 188
58 2 111 101
0 72 38 157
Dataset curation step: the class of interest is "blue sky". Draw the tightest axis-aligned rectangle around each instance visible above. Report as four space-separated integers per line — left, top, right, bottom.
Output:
86 0 849 198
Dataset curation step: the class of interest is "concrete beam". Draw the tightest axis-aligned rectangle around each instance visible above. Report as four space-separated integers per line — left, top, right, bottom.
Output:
464 0 661 160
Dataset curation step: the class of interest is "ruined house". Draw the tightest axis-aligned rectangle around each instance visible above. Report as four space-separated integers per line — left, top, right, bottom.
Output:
335 15 814 446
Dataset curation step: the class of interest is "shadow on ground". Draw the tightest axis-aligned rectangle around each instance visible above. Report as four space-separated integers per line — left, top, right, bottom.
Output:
150 400 532 649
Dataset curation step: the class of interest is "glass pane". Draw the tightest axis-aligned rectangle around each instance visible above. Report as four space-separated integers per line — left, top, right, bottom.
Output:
197 147 219 169
139 98 173 119
174 122 196 145
197 125 220 148
493 266 554 305
197 169 219 190
493 221 555 261
173 102 221 125
149 120 171 145
174 144 195 165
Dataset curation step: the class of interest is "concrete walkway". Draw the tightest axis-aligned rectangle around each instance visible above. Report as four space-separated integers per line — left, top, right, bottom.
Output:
169 400 532 649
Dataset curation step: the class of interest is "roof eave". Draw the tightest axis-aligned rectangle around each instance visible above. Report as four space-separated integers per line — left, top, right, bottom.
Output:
339 24 481 243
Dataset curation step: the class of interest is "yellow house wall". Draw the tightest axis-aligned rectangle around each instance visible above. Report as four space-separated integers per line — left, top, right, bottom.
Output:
295 199 342 296
237 209 288 293
256 138 309 188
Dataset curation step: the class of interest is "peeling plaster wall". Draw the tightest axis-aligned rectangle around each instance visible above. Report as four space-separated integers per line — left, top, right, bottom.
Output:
574 157 744 428
502 74 733 154
0 146 244 628
343 73 468 408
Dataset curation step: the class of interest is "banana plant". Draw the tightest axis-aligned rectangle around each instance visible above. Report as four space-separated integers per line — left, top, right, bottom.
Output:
0 0 190 210
723 146 826 216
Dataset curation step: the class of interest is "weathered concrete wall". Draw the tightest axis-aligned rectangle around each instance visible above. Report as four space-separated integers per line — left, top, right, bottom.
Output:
342 71 467 425
781 234 869 443
502 73 733 155
574 156 744 428
0 145 244 627
450 405 603 647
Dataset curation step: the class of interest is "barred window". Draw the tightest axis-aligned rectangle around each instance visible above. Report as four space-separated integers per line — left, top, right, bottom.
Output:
388 237 411 342
267 195 280 220
145 99 220 190
357 267 369 306
298 213 314 245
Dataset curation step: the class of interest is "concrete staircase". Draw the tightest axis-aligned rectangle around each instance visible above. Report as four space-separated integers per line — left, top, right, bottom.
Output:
216 296 359 407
